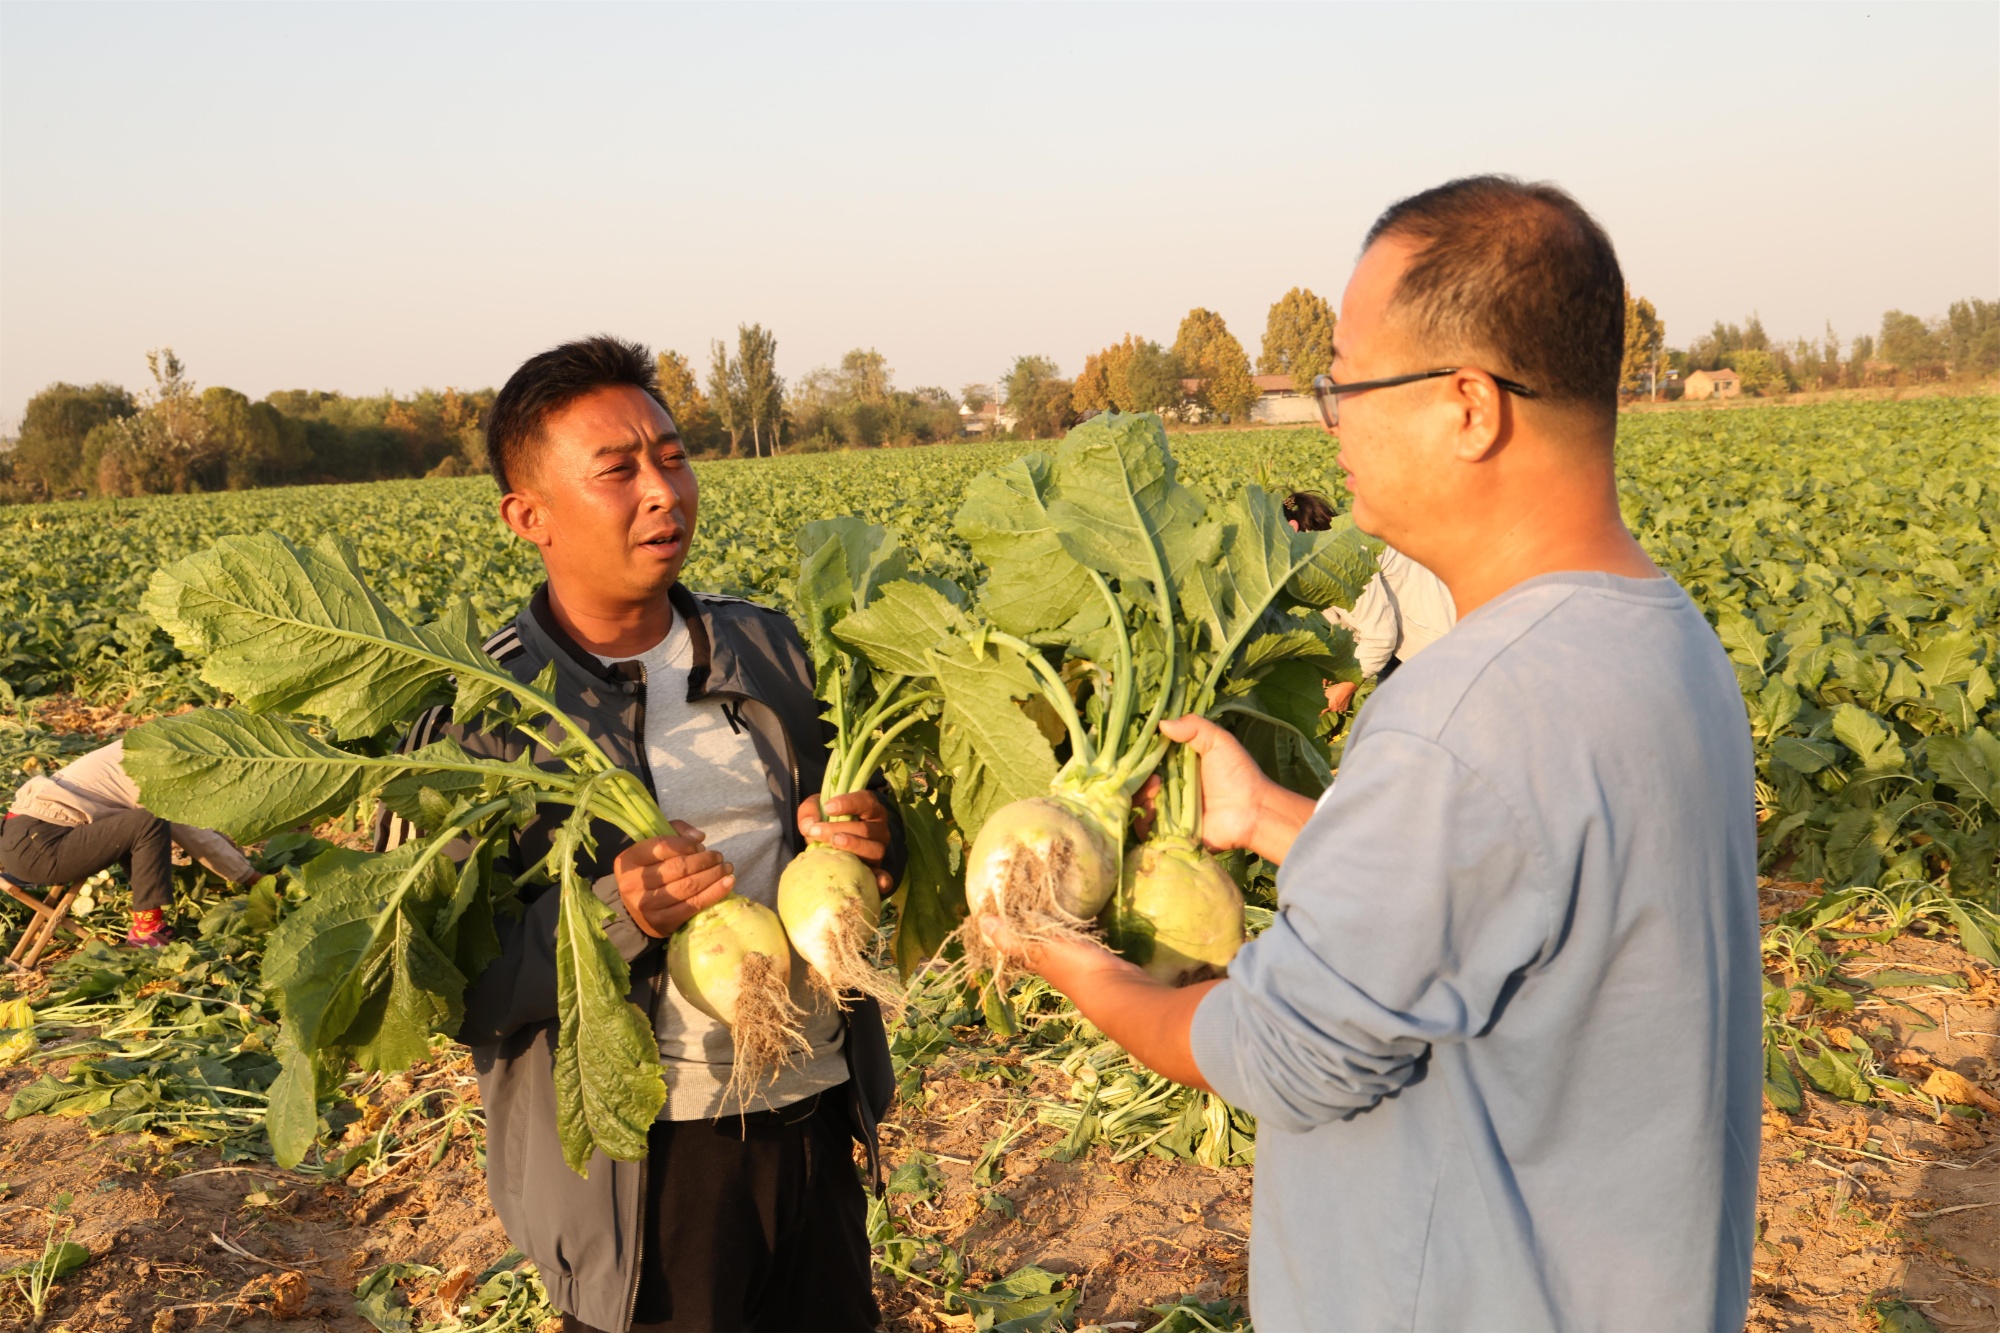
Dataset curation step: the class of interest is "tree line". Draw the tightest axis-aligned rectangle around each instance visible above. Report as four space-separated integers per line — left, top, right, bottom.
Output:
992 287 1339 439
4 292 1992 502
1 351 490 503
1620 296 2000 399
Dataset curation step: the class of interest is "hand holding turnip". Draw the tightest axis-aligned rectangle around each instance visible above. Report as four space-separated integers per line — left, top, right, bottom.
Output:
613 821 737 937
781 789 902 1013
797 792 895 892
1157 716 1315 866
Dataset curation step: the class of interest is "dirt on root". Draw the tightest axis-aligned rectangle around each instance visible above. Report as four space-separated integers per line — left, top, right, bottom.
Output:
0 878 1993 1331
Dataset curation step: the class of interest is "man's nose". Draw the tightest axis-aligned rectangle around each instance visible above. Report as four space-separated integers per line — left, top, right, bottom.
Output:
637 459 679 510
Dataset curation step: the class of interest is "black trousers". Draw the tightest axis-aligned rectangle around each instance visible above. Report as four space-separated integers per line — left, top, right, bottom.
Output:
564 1090 880 1333
0 811 174 910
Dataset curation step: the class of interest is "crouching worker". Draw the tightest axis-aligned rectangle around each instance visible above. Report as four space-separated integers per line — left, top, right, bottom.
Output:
1284 490 1456 714
1 732 260 947
376 337 897 1333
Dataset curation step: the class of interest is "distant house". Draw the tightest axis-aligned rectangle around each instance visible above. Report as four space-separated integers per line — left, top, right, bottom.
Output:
959 401 1015 435
1249 373 1320 424
1682 368 1741 401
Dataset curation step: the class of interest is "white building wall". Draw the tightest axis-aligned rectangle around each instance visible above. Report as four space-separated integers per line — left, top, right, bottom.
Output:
1249 393 1321 425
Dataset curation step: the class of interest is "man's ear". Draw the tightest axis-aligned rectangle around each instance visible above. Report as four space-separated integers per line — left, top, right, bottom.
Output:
499 488 553 550
1447 370 1508 463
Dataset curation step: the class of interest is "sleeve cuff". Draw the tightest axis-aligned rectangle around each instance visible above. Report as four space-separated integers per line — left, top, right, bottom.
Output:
1188 980 1255 1113
591 873 660 963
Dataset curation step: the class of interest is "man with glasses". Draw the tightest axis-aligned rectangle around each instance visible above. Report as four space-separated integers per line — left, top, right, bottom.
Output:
987 176 1760 1331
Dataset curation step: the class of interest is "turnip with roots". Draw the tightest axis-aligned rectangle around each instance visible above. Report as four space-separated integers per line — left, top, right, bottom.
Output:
1107 743 1244 986
669 894 811 1107
777 518 940 1012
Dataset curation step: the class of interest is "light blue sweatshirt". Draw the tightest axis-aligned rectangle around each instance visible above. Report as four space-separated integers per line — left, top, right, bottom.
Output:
1189 572 1762 1333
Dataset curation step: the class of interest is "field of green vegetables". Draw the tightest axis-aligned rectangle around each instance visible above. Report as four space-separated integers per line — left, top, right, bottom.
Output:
6 402 1997 914
1 400 1996 1331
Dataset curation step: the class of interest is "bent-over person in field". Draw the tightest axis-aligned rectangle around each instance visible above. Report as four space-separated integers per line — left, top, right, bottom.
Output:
988 176 1763 1332
2 731 261 947
375 338 899 1333
1285 489 1457 713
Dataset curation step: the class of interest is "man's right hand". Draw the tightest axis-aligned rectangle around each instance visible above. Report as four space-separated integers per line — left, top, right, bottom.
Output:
613 821 735 938
1158 716 1318 866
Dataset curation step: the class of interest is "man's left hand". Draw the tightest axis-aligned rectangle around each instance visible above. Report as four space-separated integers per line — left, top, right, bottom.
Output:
798 791 895 892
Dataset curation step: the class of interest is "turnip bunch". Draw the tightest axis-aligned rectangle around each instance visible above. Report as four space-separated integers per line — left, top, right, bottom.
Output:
838 414 1377 990
774 518 940 1014
838 415 1212 981
1102 477 1378 983
120 532 742 1175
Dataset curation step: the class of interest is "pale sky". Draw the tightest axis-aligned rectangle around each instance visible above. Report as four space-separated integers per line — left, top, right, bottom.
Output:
3 1 1995 430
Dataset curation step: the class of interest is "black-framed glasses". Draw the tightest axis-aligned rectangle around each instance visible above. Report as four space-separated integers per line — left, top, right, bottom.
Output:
1311 368 1538 429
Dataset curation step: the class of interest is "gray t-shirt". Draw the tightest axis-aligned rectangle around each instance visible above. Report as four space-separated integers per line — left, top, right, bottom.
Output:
598 616 848 1119
1190 571 1762 1333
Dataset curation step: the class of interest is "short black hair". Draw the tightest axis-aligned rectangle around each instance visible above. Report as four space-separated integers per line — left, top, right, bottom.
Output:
487 335 673 494
1283 490 1337 532
1364 176 1624 420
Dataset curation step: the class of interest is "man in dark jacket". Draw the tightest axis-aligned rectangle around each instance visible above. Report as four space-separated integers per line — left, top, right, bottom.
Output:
380 337 896 1333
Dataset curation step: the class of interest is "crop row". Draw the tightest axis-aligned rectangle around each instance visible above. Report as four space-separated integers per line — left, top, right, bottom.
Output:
4 402 1997 903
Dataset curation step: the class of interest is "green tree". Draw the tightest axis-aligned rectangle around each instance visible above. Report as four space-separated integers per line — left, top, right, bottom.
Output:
655 350 722 455
1000 355 1073 439
11 382 137 498
1123 340 1186 415
1620 293 1666 396
1001 356 1058 411
201 387 310 489
108 350 224 495
1722 348 1789 396
837 348 892 403
735 324 783 457
960 383 992 414
1172 308 1255 420
1258 287 1338 393
787 351 959 448
1879 310 1947 377
1944 298 2000 377
707 339 745 457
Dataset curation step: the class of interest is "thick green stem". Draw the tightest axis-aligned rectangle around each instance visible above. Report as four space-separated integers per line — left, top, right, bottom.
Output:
837 708 937 799
836 689 939 796
1085 569 1138 759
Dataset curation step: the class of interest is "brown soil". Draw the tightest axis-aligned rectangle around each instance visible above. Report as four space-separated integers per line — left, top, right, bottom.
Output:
0 1059 507 1332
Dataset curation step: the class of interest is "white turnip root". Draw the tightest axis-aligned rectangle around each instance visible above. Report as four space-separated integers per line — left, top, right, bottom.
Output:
1111 838 1244 986
962 793 1123 979
776 843 901 1014
668 896 808 1106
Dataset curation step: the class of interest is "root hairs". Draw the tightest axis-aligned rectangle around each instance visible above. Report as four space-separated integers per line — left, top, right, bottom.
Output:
955 833 1100 997
804 896 906 1022
723 950 811 1113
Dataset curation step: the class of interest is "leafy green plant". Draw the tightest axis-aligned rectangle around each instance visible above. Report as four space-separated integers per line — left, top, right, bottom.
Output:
121 532 682 1173
5 1191 88 1326
837 414 1372 989
778 517 939 1007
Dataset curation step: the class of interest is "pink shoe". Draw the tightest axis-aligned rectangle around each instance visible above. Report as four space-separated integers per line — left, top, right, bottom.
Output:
124 922 174 948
